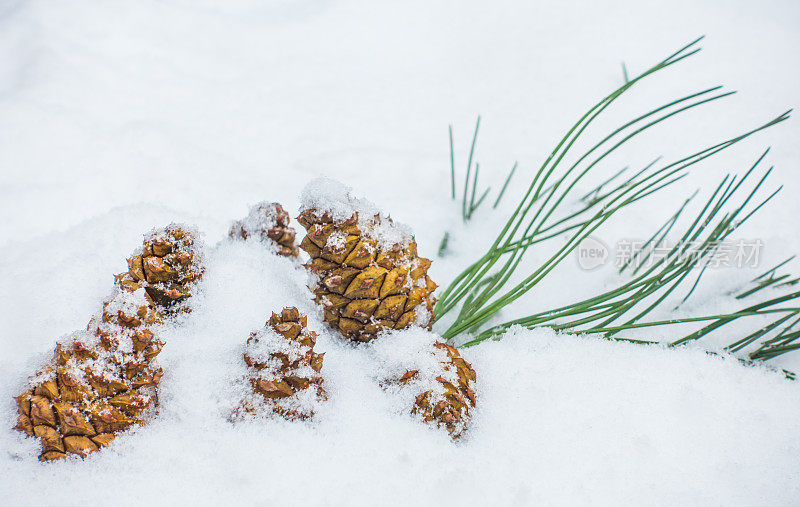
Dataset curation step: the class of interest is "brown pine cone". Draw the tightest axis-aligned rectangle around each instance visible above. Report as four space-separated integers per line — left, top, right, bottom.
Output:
119 225 205 309
297 201 436 342
229 202 299 257
232 307 327 422
13 224 204 461
393 341 477 439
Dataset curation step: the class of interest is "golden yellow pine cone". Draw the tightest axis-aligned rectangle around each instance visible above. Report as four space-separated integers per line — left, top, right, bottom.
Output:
119 224 205 310
395 341 477 439
297 206 437 342
229 202 299 257
232 307 327 422
13 225 204 461
14 294 164 461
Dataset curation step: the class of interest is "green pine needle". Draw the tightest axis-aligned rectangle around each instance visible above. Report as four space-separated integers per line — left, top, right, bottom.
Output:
436 37 793 363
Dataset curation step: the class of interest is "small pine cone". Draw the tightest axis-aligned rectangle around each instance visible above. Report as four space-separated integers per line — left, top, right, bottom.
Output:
229 202 299 257
398 341 477 439
232 307 326 421
297 185 437 342
119 225 205 309
13 225 204 461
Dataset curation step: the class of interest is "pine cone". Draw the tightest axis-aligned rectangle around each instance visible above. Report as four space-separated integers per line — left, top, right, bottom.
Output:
297 203 436 342
232 307 326 421
13 225 204 461
229 202 299 257
395 341 476 439
119 225 204 309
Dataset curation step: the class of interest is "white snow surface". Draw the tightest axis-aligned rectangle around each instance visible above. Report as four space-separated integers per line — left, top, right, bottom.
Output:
2 0 800 505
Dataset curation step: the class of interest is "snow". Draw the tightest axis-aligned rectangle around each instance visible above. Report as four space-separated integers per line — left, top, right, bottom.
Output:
301 176 415 249
2 0 800 505
231 315 325 421
229 201 283 240
7 239 800 505
300 177 379 223
372 329 472 437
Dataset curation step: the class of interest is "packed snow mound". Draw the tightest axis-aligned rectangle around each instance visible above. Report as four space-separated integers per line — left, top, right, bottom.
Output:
370 328 452 382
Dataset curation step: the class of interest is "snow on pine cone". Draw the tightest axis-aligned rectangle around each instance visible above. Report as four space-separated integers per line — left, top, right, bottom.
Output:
297 178 437 342
229 201 299 257
120 225 205 309
383 340 476 439
398 342 476 438
12 225 204 461
231 307 326 421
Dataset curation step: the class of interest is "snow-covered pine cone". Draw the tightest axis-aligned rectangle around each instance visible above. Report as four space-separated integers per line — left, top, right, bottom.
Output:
229 202 299 257
297 184 436 342
120 225 204 309
232 307 326 421
397 341 477 439
13 225 204 461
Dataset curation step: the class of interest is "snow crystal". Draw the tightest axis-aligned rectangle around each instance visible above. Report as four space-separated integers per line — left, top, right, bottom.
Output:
239 202 281 231
324 230 347 251
139 223 203 254
243 328 311 370
100 286 150 318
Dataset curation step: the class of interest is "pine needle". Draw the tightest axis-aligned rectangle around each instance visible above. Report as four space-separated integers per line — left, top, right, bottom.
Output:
462 117 481 221
493 162 518 209
436 37 792 359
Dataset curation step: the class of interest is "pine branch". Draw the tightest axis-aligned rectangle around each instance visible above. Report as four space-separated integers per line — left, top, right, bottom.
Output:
459 154 800 363
436 36 790 341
